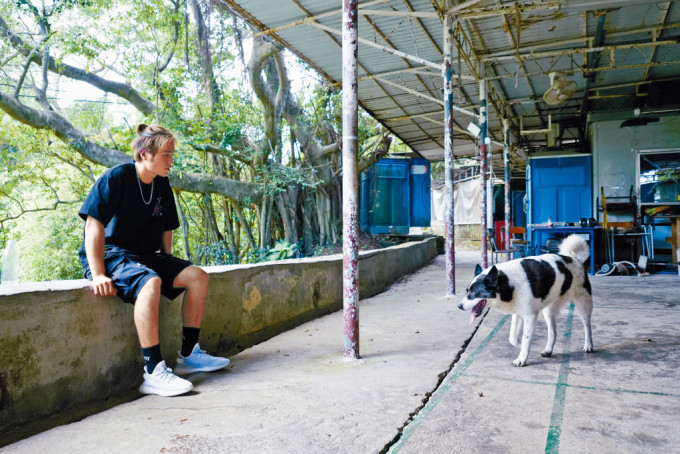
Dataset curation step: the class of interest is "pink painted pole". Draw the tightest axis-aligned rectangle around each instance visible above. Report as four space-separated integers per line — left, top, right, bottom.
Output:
479 79 488 270
444 12 456 295
342 0 360 359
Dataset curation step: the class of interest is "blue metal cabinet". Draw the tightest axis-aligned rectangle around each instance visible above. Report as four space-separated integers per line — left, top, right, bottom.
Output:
409 159 431 227
360 158 431 234
528 155 592 225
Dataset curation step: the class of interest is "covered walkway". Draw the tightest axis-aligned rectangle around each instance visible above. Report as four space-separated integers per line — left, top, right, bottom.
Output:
3 251 679 453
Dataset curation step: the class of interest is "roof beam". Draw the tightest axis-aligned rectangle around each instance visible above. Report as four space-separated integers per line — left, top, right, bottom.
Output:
307 21 443 70
482 58 680 81
641 1 672 83
253 0 392 37
358 6 451 149
361 13 441 103
360 10 437 19
330 66 474 87
372 77 443 106
373 76 478 117
403 0 442 56
454 1 560 20
446 0 484 16
482 38 679 62
560 0 671 13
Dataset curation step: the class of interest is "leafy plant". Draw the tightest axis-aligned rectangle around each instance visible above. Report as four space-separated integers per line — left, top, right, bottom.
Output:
266 240 299 261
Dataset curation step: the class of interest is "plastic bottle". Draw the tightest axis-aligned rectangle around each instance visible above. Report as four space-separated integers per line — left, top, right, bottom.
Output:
547 217 553 228
1 240 19 284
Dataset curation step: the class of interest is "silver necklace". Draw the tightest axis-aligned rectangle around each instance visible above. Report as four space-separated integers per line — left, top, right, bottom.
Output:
136 169 154 205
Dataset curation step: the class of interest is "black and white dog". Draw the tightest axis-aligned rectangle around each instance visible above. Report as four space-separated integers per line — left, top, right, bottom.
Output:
458 234 594 367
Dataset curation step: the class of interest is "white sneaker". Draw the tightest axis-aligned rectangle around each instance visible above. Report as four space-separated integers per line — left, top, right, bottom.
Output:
174 343 230 375
139 360 194 396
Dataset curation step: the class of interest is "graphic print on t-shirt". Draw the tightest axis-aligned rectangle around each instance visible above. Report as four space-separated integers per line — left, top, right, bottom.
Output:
152 197 163 217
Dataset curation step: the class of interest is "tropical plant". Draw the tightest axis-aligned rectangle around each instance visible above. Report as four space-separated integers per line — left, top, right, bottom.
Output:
266 240 299 261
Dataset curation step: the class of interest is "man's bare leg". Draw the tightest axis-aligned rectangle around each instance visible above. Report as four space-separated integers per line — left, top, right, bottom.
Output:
134 276 162 348
135 275 194 396
172 266 229 374
174 265 209 328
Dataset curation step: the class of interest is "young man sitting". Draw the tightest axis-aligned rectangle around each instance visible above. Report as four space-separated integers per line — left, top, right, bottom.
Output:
78 124 229 397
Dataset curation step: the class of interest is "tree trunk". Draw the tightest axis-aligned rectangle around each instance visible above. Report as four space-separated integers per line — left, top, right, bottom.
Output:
222 198 239 263
275 187 299 244
257 195 273 250
300 190 317 254
235 203 257 253
174 191 192 261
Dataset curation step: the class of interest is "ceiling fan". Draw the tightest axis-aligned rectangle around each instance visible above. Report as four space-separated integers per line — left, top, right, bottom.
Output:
543 72 577 105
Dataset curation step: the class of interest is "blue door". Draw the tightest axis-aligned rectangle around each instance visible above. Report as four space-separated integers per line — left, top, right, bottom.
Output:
529 155 592 225
409 159 431 227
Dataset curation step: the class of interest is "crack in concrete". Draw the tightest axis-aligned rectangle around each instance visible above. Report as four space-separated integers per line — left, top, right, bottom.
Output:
379 310 489 454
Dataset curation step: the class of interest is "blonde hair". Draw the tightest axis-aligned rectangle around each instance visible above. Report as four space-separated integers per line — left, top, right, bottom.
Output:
130 124 176 162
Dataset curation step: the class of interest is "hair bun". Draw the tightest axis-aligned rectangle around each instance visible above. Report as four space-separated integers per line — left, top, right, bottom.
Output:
137 124 149 134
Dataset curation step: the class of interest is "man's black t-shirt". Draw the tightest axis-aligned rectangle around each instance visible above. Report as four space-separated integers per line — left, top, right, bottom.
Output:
78 162 180 260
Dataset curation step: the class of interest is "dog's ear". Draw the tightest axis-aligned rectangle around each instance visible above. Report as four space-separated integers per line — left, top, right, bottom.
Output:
484 265 499 289
474 264 482 276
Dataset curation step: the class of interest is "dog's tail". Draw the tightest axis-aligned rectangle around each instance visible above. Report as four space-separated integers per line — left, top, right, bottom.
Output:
559 234 590 263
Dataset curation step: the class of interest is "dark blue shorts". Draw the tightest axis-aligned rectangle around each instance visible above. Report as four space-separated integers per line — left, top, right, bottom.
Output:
81 247 193 303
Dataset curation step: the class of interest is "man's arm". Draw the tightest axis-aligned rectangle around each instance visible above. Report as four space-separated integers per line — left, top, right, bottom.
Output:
161 230 173 255
84 216 117 297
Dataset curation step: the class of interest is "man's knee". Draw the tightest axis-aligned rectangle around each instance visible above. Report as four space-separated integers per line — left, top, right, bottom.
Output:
141 276 162 295
190 266 209 290
176 265 209 290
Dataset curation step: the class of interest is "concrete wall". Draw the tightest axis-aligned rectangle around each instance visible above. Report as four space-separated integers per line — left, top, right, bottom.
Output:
0 238 438 444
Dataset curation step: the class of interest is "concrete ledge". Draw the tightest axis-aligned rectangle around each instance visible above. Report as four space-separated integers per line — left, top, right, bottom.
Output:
0 237 438 444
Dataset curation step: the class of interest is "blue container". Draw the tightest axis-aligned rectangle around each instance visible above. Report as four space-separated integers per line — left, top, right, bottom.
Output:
360 158 431 234
512 190 526 227
528 155 592 225
410 159 431 227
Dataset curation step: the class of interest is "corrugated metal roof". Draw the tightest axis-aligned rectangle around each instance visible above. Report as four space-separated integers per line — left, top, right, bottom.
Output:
222 0 680 177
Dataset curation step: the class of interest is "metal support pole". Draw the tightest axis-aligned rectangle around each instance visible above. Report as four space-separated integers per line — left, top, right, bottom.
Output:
479 79 488 269
443 11 456 295
342 0 360 359
503 119 511 261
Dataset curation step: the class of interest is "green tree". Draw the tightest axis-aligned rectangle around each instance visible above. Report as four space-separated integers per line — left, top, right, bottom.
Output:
0 0 396 280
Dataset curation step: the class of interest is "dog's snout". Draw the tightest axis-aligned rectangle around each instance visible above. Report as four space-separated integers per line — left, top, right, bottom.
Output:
457 303 464 310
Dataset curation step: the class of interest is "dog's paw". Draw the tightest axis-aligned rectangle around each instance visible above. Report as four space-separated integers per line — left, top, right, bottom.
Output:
583 345 594 353
540 350 553 357
512 358 526 367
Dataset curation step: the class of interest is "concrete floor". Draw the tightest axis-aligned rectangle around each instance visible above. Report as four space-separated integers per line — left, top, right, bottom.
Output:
2 251 679 453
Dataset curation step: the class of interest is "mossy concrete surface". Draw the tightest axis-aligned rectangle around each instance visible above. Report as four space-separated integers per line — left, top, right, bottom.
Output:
0 238 437 445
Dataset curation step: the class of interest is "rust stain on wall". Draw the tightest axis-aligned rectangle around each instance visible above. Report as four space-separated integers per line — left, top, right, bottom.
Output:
242 285 262 314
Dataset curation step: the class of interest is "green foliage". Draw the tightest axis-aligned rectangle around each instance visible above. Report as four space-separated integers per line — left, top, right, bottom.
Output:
0 113 98 281
266 240 299 261
194 240 234 266
64 99 115 135
255 163 320 197
13 207 84 281
0 0 401 282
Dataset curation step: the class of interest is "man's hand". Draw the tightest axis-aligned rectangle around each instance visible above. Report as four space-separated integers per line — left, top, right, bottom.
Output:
84 216 117 297
91 274 117 297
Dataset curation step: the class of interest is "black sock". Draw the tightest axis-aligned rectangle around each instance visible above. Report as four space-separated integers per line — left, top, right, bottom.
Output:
181 327 201 357
141 344 163 374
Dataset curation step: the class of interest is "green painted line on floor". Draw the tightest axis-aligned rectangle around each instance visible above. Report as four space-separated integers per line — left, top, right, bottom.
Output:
388 314 509 453
545 303 575 454
462 374 558 388
568 384 680 398
462 374 680 399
